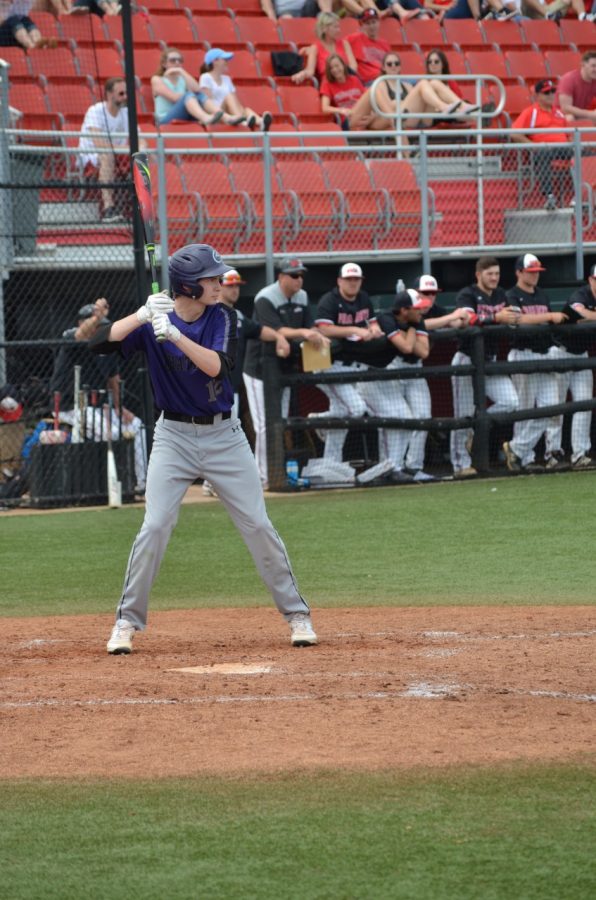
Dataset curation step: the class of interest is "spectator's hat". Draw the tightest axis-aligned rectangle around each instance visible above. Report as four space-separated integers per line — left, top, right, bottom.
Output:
589 264 596 278
515 253 546 272
393 288 432 312
205 48 234 66
221 268 246 285
413 274 441 294
359 8 379 20
78 304 95 320
278 257 308 275
339 262 363 278
535 79 557 95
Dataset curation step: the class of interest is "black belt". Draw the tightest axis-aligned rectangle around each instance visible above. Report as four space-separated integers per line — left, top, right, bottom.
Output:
164 410 231 425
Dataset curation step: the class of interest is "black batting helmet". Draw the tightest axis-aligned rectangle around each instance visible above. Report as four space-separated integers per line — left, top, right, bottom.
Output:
168 243 232 299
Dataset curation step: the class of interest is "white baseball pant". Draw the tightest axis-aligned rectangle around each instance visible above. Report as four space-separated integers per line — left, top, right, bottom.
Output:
450 351 519 472
546 345 593 463
508 348 560 466
386 357 431 472
358 369 413 472
316 361 370 462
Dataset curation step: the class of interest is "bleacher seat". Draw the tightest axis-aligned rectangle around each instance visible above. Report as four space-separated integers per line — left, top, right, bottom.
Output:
148 13 198 48
277 83 322 119
277 17 317 48
28 11 61 41
8 81 49 116
75 46 124 82
182 0 223 10
338 17 361 38
520 19 563 50
401 19 445 49
442 19 485 50
143 0 182 11
28 47 79 81
0 47 32 81
225 49 261 81
502 84 533 120
223 0 262 10
233 82 280 115
465 51 514 85
320 157 389 249
481 19 525 49
505 50 549 86
129 47 160 80
233 16 283 49
368 159 424 250
185 158 249 253
45 82 98 122
267 123 302 148
59 14 111 46
441 51 468 77
228 157 296 252
398 50 426 77
203 123 259 149
192 14 241 48
558 19 596 52
545 50 581 80
276 157 343 252
297 122 348 148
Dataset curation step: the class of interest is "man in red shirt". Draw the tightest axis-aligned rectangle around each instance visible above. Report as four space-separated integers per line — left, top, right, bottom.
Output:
346 8 390 86
556 51 596 124
510 78 571 210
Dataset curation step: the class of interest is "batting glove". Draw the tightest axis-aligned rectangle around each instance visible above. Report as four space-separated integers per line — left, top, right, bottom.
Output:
152 313 181 343
137 291 175 323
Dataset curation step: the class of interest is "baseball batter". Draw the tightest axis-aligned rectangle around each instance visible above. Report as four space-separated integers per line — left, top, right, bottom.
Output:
91 243 317 654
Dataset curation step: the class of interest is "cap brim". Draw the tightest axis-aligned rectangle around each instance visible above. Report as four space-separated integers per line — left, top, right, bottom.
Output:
524 265 546 272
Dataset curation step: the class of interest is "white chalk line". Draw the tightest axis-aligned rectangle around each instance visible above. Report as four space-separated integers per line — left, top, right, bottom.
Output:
2 683 595 709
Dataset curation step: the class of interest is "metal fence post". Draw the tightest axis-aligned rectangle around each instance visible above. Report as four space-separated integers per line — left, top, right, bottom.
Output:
263 131 274 284
573 128 584 280
469 328 490 473
419 131 430 273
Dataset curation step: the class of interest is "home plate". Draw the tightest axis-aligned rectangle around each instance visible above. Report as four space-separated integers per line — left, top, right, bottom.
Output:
168 663 273 675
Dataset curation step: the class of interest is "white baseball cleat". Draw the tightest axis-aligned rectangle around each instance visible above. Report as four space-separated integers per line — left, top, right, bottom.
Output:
289 613 318 647
107 618 135 654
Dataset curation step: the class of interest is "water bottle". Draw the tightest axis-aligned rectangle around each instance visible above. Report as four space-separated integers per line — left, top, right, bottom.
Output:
286 459 299 485
396 278 405 294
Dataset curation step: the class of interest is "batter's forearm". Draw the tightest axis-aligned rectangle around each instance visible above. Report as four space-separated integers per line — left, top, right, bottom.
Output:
109 314 143 342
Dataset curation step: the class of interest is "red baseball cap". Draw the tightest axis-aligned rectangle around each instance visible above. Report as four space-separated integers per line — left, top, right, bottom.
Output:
359 8 379 21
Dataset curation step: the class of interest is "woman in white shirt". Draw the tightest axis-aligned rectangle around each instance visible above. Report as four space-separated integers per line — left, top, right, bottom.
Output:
199 48 272 131
152 47 245 127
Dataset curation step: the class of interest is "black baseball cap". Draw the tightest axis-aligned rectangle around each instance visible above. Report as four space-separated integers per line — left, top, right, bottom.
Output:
535 79 557 95
278 257 308 275
78 304 95 320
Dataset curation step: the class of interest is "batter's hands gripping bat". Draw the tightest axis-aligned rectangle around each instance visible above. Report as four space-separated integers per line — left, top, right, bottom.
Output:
106 389 122 508
132 151 169 342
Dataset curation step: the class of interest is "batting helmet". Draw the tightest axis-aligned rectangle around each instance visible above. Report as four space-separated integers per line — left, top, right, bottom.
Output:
168 243 232 299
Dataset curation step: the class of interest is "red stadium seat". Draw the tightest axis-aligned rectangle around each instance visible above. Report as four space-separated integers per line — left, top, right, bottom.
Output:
232 82 281 115
45 81 98 118
440 51 468 77
320 157 389 250
254 49 277 79
505 50 549 86
465 51 513 85
0 47 32 80
186 158 249 254
398 50 426 77
520 19 564 50
203 123 259 150
558 19 596 52
148 13 198 48
545 50 581 80
8 81 49 115
276 157 344 252
402 18 446 49
28 11 61 41
228 157 297 252
28 46 79 80
277 83 321 118
481 19 525 49
58 14 111 46
502 84 533 119
376 17 404 44
221 0 261 9
130 47 162 80
276 17 316 48
338 17 362 38
192 14 241 48
442 18 485 50
367 158 424 250
182 0 223 10
223 49 261 81
233 16 283 49
297 122 348 147
103 13 155 44
75 46 124 82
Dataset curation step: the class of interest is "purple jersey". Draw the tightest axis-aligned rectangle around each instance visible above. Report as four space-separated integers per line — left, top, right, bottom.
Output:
121 303 237 416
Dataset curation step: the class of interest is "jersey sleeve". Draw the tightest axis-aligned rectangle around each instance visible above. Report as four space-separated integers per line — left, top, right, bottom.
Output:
253 295 283 329
315 290 339 326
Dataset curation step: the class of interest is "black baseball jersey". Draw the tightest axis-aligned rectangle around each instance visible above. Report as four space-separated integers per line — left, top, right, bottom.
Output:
50 326 119 407
231 309 261 391
506 285 554 354
376 312 428 366
559 284 596 355
243 282 315 379
455 283 510 360
315 286 377 365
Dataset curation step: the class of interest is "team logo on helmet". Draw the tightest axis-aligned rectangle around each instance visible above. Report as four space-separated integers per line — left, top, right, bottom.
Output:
212 249 223 264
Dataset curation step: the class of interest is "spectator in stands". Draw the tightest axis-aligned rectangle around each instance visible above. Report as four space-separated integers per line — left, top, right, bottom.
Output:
78 77 143 224
243 258 330 489
387 1 434 20
556 51 596 125
0 0 57 48
199 49 273 132
510 78 572 211
151 48 233 129
49 298 147 492
260 0 320 18
548 265 596 471
348 52 479 133
424 50 462 98
292 11 357 85
502 254 568 474
319 55 366 125
450 256 521 478
412 274 469 331
70 0 120 17
440 0 512 20
521 0 590 21
345 9 390 86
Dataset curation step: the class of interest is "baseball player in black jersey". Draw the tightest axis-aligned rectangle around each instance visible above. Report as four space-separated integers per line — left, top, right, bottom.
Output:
548 263 596 469
502 253 568 474
243 257 330 488
313 262 384 463
375 290 437 482
201 268 291 496
450 256 521 478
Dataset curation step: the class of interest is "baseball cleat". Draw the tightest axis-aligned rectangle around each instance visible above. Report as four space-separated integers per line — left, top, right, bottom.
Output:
502 441 522 473
289 613 318 647
572 455 594 469
107 618 135 654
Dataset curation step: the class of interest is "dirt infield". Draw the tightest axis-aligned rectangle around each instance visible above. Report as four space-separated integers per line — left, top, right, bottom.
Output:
2 606 594 778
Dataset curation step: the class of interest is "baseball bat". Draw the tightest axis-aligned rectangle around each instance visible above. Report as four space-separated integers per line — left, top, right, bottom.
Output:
106 389 122 509
131 151 168 342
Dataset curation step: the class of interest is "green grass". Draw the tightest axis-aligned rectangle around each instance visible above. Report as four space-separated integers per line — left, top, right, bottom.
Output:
1 472 595 617
1 765 595 900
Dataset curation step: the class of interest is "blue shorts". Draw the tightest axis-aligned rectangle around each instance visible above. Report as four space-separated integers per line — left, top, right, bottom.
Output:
443 0 474 18
0 15 37 47
156 91 209 125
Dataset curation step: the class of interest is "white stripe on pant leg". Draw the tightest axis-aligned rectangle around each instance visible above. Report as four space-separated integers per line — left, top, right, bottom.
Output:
243 373 268 485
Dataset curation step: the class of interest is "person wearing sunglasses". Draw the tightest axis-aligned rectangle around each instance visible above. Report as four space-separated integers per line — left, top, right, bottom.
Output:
348 52 478 133
510 78 572 211
78 77 145 223
243 258 330 489
152 47 237 128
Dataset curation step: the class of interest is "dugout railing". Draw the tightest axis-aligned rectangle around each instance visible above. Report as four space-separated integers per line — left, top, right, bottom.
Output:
262 322 596 491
